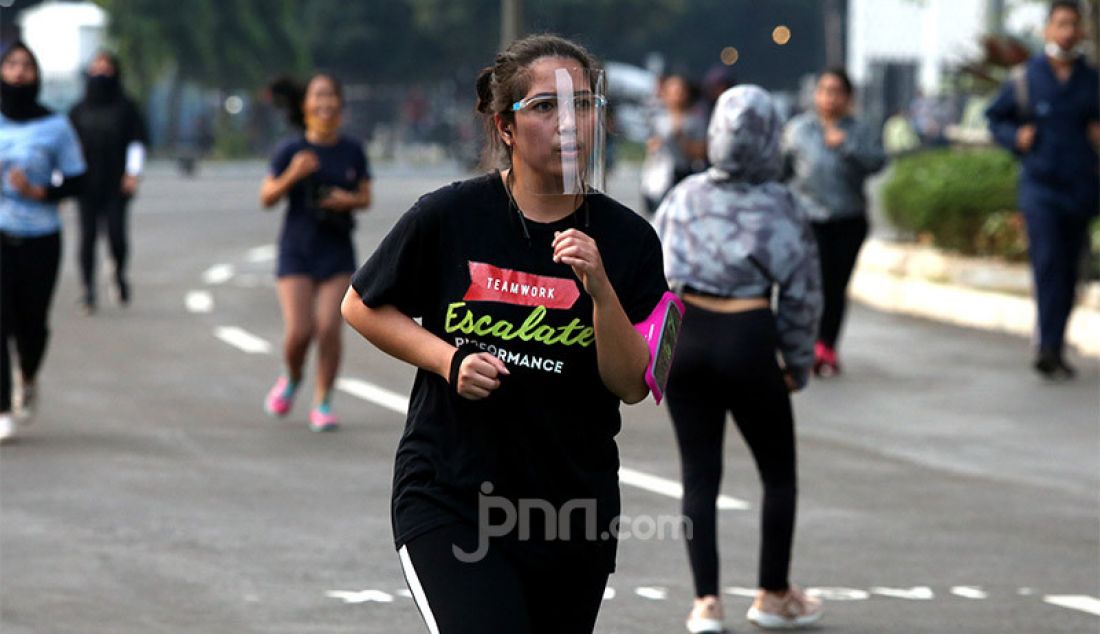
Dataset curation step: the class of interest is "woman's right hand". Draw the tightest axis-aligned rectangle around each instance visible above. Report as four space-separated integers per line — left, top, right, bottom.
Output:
286 150 320 182
454 352 510 400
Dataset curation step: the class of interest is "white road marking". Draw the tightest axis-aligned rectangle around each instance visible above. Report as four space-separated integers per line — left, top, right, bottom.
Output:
336 378 410 415
951 586 988 600
619 467 751 511
202 263 235 285
602 587 616 600
807 587 871 601
325 589 394 604
395 589 412 599
1043 595 1100 616
247 244 277 263
871 586 935 600
724 586 759 598
214 327 272 355
185 290 214 314
635 587 667 600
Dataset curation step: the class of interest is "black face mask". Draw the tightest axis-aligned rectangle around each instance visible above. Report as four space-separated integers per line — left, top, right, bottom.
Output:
85 74 121 105
0 80 48 121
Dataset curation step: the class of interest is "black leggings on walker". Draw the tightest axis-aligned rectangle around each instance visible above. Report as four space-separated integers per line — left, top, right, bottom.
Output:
665 305 797 596
1 231 62 412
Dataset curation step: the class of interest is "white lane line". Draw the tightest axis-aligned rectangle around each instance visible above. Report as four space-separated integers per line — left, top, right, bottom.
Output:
336 378 410 415
1043 595 1100 616
807 587 871 601
619 467 751 511
246 244 277 263
602 587 616 600
870 586 935 600
185 290 214 314
635 587 667 600
724 586 759 598
325 589 394 604
214 326 272 354
951 586 988 600
202 263 235 285
335 375 750 511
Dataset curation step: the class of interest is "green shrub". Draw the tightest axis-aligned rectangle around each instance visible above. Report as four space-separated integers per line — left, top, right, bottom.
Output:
882 147 1019 255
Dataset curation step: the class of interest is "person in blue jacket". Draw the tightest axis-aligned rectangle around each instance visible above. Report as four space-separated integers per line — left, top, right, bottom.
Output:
986 0 1100 380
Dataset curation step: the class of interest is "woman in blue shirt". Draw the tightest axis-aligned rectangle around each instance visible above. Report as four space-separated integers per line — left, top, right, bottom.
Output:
259 73 371 432
0 42 87 442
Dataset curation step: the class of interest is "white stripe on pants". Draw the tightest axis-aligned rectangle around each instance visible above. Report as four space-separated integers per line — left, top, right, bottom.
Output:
399 545 441 634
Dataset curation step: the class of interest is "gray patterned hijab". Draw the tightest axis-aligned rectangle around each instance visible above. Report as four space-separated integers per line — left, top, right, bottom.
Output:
706 85 782 185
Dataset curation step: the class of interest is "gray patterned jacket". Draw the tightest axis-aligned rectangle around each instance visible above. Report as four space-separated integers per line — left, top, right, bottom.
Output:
782 111 886 222
655 85 823 387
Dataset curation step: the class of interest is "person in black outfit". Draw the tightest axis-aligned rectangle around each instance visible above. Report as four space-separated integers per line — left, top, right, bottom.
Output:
69 51 148 313
342 34 669 634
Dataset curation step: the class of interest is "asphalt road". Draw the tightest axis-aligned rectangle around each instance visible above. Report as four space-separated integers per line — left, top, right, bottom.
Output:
1 160 1097 634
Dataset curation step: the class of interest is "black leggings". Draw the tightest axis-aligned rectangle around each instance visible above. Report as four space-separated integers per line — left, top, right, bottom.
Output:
1 231 62 412
78 195 130 299
812 215 868 348
665 306 797 596
400 523 609 634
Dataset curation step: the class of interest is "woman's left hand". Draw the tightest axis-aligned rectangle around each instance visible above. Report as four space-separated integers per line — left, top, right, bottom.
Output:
319 188 359 211
552 229 611 300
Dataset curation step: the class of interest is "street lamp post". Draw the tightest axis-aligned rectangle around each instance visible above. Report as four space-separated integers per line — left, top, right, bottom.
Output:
500 0 524 50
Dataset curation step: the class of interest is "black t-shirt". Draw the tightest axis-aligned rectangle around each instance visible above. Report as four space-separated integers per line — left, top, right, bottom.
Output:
269 135 370 251
351 172 667 571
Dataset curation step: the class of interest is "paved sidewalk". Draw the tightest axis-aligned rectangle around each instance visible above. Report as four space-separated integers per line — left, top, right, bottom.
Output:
851 238 1100 357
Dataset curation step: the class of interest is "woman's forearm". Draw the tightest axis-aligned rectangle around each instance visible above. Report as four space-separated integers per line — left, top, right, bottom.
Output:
341 289 453 379
591 291 650 404
260 173 296 208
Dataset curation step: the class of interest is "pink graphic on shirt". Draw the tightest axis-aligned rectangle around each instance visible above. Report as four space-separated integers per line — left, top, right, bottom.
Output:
463 262 580 310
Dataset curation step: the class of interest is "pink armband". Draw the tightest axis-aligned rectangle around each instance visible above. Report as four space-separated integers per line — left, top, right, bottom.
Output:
633 291 685 404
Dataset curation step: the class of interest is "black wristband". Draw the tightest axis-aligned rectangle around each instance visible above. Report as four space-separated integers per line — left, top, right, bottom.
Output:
449 346 477 394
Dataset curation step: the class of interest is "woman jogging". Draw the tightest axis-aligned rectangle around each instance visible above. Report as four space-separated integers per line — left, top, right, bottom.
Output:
0 42 86 442
259 73 371 431
342 34 670 633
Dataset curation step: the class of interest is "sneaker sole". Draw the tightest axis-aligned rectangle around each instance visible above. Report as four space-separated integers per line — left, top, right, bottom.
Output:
309 422 339 433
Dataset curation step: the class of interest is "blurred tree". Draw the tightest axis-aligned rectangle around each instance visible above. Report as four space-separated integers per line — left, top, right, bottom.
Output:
96 0 833 94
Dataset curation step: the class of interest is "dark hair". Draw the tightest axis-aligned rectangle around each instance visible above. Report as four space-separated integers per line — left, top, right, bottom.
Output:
1049 1 1082 19
269 72 344 130
475 33 601 170
819 67 854 97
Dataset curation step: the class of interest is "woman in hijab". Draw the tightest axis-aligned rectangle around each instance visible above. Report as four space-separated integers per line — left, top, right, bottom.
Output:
0 42 87 442
655 85 823 632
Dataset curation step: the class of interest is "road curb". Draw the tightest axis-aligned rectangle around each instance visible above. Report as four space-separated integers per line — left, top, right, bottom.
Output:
851 238 1100 357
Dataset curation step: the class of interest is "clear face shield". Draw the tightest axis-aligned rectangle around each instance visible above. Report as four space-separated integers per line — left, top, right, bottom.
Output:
508 64 607 196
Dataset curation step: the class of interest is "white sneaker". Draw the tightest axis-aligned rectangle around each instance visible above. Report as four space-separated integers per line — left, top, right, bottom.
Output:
746 585 823 629
686 596 725 633
0 413 16 444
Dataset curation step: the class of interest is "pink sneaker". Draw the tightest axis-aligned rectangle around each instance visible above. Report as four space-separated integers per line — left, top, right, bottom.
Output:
813 342 840 377
309 406 339 432
264 376 297 417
